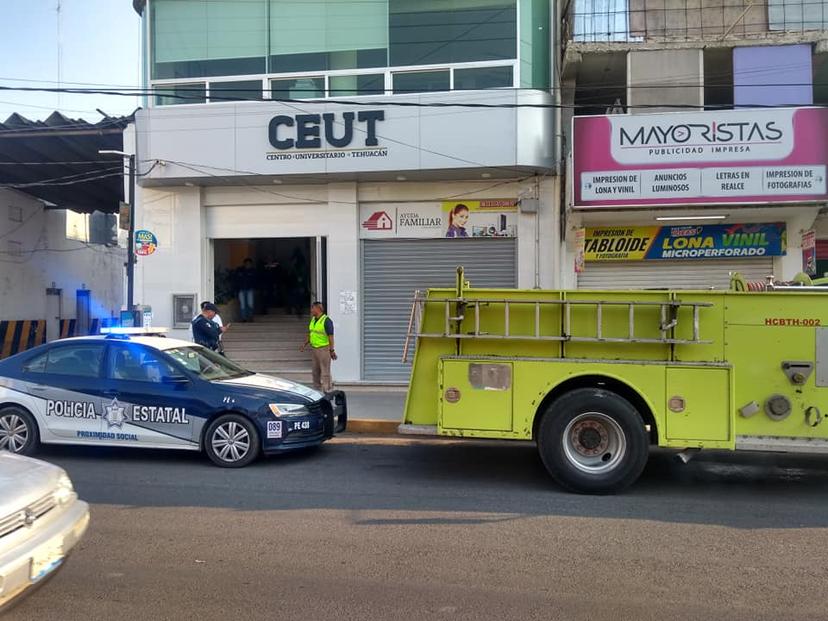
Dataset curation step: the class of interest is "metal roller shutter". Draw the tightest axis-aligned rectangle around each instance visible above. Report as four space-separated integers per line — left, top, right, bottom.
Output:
362 238 517 381
578 258 774 290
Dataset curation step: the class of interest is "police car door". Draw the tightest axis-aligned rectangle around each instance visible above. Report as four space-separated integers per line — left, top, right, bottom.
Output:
103 342 200 449
20 342 105 442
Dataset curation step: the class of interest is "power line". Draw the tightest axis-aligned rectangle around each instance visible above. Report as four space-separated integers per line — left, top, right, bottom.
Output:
1 84 827 112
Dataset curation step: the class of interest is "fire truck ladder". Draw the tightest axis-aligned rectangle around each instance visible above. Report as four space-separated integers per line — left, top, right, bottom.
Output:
402 271 712 363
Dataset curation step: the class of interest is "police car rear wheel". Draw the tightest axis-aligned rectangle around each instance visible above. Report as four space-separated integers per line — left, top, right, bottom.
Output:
0 406 38 455
205 414 260 468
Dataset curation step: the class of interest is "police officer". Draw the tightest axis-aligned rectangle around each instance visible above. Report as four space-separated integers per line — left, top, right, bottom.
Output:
192 302 223 351
301 301 336 392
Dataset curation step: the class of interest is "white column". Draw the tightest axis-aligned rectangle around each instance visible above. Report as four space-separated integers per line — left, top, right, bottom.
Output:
325 182 360 382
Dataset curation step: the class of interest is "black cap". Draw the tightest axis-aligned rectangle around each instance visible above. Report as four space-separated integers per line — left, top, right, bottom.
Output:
202 303 219 313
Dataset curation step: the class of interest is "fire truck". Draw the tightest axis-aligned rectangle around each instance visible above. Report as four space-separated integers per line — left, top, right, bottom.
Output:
401 268 828 494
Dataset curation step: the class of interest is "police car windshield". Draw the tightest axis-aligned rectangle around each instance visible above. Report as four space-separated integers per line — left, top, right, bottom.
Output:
165 346 252 381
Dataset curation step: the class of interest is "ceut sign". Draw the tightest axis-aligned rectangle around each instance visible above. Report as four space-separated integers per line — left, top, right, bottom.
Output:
268 110 385 150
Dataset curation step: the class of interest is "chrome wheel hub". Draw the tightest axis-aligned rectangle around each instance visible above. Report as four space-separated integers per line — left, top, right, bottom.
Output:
0 413 28 453
211 421 250 463
562 412 627 474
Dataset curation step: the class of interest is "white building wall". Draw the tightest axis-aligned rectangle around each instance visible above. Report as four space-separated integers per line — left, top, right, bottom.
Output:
134 176 559 382
0 188 123 336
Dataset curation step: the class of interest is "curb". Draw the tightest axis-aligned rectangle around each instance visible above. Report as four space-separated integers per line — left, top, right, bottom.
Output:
346 419 401 434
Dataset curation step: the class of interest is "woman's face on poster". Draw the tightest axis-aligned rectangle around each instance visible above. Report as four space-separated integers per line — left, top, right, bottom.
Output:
454 209 470 226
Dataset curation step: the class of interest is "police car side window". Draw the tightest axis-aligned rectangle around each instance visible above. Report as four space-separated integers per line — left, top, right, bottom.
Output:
44 345 104 377
22 351 48 373
108 345 179 383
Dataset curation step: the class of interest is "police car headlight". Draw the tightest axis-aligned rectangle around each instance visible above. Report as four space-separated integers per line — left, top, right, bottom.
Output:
54 472 76 505
268 403 309 417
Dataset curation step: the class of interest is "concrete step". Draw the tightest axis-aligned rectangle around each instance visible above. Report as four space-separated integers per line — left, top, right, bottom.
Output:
224 349 311 367
229 355 312 367
246 370 314 384
220 341 305 352
247 315 309 324
224 327 309 338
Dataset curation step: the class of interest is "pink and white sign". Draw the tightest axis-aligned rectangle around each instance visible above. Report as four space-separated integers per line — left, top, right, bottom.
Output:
573 107 828 208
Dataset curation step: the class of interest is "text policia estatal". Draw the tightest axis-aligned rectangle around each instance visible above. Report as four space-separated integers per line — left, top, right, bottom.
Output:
46 399 190 424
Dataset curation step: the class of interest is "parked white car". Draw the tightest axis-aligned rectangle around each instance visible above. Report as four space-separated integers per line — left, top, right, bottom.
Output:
0 452 89 610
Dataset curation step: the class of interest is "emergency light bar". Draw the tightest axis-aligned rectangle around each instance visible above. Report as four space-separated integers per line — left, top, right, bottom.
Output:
100 327 169 336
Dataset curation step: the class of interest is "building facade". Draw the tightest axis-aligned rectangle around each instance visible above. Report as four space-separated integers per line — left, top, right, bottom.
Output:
559 0 828 288
131 0 558 383
0 188 123 347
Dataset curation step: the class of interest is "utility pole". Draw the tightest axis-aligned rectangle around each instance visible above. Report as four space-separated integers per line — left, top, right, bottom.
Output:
99 150 137 316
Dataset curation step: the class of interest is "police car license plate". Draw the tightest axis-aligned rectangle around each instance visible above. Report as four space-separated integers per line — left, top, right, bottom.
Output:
30 537 64 582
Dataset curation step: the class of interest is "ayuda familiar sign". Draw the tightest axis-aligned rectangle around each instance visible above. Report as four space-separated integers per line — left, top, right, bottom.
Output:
585 222 787 261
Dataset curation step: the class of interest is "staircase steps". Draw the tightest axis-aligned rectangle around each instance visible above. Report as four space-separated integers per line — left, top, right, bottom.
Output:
220 312 314 385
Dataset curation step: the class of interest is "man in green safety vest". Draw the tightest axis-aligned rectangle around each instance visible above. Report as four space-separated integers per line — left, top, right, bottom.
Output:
301 301 337 392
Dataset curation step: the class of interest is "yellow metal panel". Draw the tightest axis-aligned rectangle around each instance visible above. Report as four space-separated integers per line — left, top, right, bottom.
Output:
439 360 513 432
727 325 828 440
665 367 732 442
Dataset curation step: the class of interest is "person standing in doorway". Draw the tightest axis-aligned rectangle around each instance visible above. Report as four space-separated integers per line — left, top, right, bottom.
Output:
236 258 258 322
301 301 337 392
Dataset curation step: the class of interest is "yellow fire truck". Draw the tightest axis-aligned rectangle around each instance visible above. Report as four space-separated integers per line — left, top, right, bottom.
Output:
401 268 828 494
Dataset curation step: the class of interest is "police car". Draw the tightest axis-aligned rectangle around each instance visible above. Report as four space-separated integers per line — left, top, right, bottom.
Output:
0 329 347 467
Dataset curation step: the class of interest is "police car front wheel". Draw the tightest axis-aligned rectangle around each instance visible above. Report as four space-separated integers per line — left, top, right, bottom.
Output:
0 406 39 455
204 414 260 468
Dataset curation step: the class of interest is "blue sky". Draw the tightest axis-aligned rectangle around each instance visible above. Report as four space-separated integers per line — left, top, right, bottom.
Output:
0 0 142 122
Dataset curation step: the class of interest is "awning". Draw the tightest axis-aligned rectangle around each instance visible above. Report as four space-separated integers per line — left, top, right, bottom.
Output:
0 111 134 214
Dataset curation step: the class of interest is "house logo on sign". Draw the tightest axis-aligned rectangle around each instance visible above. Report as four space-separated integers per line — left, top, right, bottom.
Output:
362 211 394 232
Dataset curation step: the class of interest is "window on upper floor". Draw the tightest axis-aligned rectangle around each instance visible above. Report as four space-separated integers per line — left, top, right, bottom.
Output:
150 0 521 79
769 0 828 31
209 80 263 102
149 0 548 100
154 82 207 106
151 0 267 79
389 0 517 67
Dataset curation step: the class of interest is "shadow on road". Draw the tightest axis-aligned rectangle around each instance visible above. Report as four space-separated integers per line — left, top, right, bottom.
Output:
35 436 828 530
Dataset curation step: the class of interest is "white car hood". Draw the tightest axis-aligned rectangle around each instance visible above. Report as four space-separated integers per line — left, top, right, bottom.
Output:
216 373 324 401
0 453 62 517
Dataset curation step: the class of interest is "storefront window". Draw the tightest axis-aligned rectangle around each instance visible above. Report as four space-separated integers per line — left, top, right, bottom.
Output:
270 77 326 100
151 0 268 79
268 0 389 73
389 0 517 67
209 80 263 102
393 70 451 94
455 65 514 89
155 83 207 106
329 74 386 96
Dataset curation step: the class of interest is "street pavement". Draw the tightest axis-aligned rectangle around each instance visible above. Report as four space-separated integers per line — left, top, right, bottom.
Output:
7 436 828 621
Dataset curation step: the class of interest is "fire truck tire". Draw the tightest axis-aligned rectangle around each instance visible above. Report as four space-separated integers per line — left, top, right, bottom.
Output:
537 388 649 494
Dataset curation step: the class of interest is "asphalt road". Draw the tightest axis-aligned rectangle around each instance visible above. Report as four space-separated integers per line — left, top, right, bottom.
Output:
7 436 828 621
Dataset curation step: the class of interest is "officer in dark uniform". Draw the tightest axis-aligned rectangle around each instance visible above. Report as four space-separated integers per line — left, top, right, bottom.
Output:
191 302 222 351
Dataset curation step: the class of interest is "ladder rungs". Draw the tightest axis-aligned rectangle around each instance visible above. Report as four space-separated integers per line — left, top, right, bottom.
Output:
412 332 711 345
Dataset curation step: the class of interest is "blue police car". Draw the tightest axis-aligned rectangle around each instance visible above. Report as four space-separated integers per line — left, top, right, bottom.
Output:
0 330 347 467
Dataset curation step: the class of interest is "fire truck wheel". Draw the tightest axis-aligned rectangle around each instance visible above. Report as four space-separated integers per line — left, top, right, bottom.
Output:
537 388 649 494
